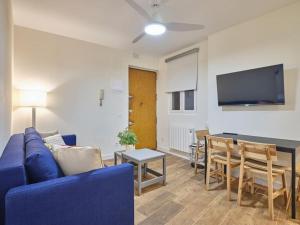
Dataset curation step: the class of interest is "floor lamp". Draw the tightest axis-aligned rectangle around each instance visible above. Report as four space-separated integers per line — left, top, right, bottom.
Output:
18 90 47 128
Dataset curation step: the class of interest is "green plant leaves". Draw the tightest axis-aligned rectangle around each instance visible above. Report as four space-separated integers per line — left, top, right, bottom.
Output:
117 128 138 145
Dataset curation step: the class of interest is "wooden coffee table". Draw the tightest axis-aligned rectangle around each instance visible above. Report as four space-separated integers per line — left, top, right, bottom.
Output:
120 149 166 195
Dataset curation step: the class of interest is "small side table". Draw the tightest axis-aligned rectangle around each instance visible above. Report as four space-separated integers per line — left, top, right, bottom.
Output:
121 149 166 196
114 150 125 165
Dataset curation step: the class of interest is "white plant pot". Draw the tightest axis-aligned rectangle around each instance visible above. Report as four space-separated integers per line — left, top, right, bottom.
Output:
122 144 135 151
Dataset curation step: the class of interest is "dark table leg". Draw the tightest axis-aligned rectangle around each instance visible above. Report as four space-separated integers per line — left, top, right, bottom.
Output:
143 163 148 177
114 152 117 165
137 162 142 196
291 150 296 219
204 137 207 184
163 156 166 185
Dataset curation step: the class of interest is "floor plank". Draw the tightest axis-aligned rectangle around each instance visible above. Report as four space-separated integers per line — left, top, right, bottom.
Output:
105 153 300 225
138 200 183 225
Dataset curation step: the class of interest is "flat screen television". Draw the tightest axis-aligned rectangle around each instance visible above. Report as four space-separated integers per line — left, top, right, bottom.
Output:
216 64 285 106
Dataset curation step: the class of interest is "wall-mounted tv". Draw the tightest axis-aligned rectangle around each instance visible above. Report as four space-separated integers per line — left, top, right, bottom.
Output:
216 64 285 106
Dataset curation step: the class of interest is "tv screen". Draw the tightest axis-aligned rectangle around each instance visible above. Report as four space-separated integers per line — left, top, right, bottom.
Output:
216 64 285 106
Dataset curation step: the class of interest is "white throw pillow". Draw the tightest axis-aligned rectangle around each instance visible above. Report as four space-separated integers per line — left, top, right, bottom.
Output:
50 144 71 151
39 130 59 138
43 134 66 146
52 147 104 176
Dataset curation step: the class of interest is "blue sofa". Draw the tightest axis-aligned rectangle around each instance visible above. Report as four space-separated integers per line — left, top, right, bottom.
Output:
0 128 134 225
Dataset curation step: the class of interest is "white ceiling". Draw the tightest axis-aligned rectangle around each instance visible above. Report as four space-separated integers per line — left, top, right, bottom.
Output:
12 0 298 56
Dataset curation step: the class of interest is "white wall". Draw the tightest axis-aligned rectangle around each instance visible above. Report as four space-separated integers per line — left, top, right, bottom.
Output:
13 1 300 160
207 2 300 140
157 41 208 151
13 26 158 158
0 0 12 154
157 1 300 161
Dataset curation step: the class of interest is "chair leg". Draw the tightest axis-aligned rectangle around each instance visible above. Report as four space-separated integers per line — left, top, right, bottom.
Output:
297 177 300 201
206 152 211 191
221 165 225 183
215 163 220 183
282 172 288 206
286 188 291 212
286 176 300 213
251 176 255 194
194 151 198 174
227 165 231 201
267 166 274 220
237 163 245 206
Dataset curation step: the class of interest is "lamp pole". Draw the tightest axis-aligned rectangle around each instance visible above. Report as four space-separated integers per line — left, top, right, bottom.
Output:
32 107 36 128
18 89 47 128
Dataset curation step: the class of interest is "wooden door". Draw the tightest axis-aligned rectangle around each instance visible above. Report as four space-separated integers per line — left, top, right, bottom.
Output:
129 68 157 149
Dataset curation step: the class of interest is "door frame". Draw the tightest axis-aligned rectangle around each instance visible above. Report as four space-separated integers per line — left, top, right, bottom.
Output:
128 65 158 73
128 66 158 149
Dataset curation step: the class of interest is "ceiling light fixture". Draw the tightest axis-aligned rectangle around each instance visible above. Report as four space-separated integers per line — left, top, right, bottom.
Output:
144 23 166 36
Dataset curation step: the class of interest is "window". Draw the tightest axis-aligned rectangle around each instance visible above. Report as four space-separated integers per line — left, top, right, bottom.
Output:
170 90 196 112
184 90 194 110
172 92 180 110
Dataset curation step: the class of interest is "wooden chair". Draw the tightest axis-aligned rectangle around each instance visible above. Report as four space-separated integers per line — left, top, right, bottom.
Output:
286 164 300 213
206 135 240 201
194 130 209 174
237 140 288 220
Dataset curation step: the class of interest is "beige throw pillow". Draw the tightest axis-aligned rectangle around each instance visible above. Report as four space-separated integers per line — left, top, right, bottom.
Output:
52 147 104 176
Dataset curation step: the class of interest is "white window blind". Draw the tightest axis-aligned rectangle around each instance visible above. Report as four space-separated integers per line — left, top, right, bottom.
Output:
166 49 198 92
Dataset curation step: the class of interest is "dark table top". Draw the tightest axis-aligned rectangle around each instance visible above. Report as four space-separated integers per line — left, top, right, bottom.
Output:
213 133 300 153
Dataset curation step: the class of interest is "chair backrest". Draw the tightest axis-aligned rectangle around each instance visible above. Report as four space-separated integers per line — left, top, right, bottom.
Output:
237 140 277 162
206 135 234 154
195 130 209 142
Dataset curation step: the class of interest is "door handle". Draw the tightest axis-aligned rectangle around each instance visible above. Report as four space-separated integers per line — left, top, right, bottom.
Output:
129 121 135 126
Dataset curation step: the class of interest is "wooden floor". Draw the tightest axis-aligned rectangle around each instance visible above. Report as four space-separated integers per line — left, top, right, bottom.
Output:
107 154 300 225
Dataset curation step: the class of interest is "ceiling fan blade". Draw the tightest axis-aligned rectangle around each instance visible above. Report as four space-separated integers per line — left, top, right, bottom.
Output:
162 0 169 4
125 0 152 21
165 22 205 31
132 32 146 44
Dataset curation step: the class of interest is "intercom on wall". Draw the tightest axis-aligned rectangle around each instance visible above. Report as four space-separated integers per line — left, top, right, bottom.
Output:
99 89 104 106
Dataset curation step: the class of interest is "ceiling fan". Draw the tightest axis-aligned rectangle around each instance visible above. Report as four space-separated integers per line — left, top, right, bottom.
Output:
125 0 205 44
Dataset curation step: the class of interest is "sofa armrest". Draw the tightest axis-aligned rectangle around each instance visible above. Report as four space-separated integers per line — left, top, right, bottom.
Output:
62 134 76 146
5 164 134 225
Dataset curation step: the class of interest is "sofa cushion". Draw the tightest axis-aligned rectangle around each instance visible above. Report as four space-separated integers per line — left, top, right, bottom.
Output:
24 132 42 144
25 128 64 183
25 127 40 135
62 134 77 146
24 128 42 144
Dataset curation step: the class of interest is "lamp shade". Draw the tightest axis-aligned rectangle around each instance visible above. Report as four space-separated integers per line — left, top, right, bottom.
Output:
18 90 47 107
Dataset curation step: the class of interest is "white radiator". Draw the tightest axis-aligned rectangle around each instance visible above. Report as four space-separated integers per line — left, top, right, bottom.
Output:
169 125 195 153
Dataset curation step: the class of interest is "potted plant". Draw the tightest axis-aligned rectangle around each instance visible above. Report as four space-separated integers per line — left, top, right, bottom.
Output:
117 128 138 150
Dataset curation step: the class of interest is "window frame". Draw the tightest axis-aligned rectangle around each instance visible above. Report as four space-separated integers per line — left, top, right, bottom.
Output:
184 90 196 111
171 91 181 111
169 90 197 114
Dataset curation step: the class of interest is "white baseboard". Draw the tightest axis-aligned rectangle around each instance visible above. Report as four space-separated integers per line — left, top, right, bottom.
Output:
157 145 169 152
103 147 191 161
157 146 190 160
102 153 114 160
